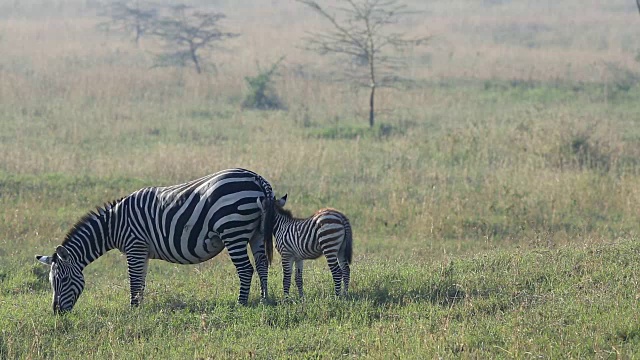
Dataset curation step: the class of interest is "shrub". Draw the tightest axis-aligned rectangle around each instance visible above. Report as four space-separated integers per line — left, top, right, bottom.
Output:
547 130 613 172
241 57 286 110
605 63 640 100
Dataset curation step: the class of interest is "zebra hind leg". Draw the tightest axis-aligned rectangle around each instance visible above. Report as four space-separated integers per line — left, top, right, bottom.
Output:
326 256 343 297
340 262 350 296
225 240 254 305
294 260 304 298
338 246 350 296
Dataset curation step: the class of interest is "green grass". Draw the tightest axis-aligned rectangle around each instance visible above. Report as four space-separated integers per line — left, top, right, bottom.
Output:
0 153 640 358
1 106 640 357
1 79 640 356
2 240 639 358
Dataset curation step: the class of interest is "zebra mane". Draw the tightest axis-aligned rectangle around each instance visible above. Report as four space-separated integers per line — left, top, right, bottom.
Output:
274 204 295 219
275 204 309 221
61 198 123 246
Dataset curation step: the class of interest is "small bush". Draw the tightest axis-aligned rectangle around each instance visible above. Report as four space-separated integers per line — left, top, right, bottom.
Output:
605 63 640 100
546 130 613 173
241 57 286 110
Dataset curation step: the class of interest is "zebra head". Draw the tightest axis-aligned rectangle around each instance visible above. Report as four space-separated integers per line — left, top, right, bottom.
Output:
258 194 288 214
35 246 85 314
266 194 290 233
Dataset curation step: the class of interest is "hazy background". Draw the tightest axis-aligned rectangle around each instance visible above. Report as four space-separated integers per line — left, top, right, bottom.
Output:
1 0 639 248
2 0 638 82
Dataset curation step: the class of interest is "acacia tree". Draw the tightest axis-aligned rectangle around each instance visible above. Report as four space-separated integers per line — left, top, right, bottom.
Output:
151 5 238 74
298 0 427 127
99 0 157 46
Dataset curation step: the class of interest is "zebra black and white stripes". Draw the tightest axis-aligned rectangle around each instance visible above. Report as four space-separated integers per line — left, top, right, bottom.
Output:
264 194 353 298
36 168 275 312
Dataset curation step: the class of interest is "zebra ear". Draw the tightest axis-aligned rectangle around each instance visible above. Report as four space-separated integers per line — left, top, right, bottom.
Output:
36 255 53 266
56 246 71 262
276 194 287 207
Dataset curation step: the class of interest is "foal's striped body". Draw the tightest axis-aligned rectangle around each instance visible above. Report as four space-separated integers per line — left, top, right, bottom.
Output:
271 195 352 297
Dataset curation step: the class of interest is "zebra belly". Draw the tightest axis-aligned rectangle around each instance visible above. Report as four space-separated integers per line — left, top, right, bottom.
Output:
149 231 226 264
193 233 226 262
286 243 323 261
203 238 225 261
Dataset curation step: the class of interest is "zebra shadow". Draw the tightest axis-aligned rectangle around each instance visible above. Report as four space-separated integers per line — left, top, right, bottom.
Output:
144 295 277 313
348 282 466 307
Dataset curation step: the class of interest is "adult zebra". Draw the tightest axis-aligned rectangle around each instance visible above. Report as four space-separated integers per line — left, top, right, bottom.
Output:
259 194 352 298
35 168 275 313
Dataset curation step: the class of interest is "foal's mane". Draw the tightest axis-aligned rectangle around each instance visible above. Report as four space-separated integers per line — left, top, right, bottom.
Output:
275 204 294 218
275 203 309 221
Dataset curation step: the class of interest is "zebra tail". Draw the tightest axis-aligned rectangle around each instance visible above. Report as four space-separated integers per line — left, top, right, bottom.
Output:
344 220 353 264
263 195 275 265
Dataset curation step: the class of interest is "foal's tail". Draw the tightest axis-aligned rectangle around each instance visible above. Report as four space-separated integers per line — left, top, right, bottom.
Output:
342 217 353 264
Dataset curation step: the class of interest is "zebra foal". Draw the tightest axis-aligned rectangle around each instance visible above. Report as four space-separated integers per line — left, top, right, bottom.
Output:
259 194 352 298
35 168 276 313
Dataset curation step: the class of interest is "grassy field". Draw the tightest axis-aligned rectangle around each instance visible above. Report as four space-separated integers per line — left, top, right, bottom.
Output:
1 0 640 358
2 240 639 358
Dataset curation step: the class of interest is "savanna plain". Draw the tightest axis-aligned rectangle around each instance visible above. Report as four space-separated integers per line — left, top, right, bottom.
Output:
1 0 640 358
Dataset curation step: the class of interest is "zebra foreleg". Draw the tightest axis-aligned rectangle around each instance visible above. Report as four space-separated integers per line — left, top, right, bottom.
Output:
281 256 293 298
125 247 149 307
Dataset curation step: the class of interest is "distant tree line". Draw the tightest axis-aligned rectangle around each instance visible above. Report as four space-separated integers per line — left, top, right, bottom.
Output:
98 0 156 47
99 0 427 126
99 1 236 74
